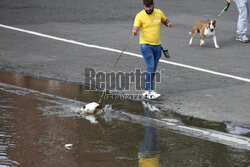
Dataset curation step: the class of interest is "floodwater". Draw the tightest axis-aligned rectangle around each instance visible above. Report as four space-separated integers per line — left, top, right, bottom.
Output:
0 70 249 167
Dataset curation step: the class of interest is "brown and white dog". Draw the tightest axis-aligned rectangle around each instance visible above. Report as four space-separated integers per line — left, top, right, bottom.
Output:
80 102 103 115
189 20 219 48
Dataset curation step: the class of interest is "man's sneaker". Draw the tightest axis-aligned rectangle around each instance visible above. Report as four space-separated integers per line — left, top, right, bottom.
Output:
142 91 150 98
148 91 161 99
236 34 249 43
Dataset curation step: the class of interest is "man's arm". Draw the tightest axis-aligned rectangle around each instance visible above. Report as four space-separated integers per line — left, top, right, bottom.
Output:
162 19 173 27
132 26 139 36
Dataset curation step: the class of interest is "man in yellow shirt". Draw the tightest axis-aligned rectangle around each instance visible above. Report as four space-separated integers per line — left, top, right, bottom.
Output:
132 0 173 99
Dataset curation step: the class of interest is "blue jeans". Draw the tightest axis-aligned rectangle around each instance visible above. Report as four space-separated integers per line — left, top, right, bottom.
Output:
140 44 161 91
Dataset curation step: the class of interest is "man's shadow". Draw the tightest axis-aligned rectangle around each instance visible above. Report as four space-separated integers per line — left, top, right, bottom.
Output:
138 101 161 167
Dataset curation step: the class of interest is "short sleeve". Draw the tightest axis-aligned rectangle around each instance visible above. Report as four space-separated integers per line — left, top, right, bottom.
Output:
134 13 141 27
160 10 167 23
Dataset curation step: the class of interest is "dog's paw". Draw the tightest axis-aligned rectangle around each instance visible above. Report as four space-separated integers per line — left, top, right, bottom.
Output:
189 39 193 46
215 45 220 49
200 43 206 46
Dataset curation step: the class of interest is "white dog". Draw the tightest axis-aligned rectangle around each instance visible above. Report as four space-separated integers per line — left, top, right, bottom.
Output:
73 102 103 124
80 102 103 115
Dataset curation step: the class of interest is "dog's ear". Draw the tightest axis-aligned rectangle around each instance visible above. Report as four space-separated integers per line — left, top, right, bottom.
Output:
207 20 210 23
96 105 102 109
213 20 217 27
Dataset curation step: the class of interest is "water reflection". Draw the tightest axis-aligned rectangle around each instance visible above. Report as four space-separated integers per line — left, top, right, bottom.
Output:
0 70 101 104
1 70 250 167
225 122 250 135
138 101 161 167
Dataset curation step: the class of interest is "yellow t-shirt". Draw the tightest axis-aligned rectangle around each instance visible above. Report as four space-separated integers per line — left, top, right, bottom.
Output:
134 9 167 45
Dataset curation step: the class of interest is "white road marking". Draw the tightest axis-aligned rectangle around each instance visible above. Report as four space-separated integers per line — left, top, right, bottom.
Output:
0 24 250 83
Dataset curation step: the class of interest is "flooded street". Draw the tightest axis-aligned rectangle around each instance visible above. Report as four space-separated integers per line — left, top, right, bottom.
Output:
0 70 249 167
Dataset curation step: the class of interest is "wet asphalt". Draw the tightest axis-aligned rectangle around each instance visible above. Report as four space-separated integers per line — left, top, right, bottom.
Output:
0 70 250 166
0 0 250 124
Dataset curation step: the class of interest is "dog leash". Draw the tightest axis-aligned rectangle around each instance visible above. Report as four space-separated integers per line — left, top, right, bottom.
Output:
98 34 134 104
215 2 230 21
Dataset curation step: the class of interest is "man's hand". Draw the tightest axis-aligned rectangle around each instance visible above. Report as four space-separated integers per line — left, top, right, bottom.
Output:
163 20 173 27
225 0 231 11
167 22 173 27
132 26 139 36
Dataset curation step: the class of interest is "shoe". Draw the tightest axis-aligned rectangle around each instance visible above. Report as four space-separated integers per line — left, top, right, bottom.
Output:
236 34 249 43
142 90 150 98
148 91 161 99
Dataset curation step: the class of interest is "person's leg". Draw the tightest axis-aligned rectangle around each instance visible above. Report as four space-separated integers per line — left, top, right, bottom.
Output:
140 44 154 91
234 0 249 42
247 0 250 16
235 0 248 34
151 45 162 90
